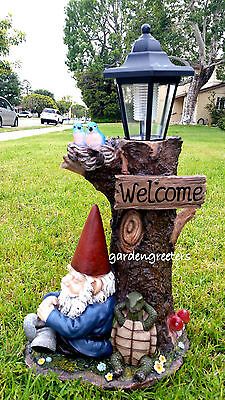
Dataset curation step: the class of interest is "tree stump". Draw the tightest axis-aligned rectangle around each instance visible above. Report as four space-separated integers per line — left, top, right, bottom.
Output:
62 137 196 354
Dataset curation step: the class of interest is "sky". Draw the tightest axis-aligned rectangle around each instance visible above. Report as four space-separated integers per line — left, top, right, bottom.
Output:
0 0 83 103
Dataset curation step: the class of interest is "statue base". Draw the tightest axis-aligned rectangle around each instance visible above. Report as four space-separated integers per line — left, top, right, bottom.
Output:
24 332 189 390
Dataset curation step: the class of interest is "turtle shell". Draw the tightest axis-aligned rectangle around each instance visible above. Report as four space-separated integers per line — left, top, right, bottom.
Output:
111 319 157 366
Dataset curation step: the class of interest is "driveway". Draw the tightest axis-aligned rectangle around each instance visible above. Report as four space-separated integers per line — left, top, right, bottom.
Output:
0 123 72 142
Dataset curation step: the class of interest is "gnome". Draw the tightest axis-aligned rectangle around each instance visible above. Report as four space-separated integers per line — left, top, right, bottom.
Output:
24 205 116 358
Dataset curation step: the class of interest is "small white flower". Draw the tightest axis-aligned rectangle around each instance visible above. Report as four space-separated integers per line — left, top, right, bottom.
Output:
37 357 45 366
159 355 166 364
154 361 165 374
178 341 185 349
105 372 113 381
97 362 106 372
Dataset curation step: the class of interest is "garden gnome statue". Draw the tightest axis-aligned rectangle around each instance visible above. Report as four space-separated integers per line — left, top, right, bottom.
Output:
24 204 116 358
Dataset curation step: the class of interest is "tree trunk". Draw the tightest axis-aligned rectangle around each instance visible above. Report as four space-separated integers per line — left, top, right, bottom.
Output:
181 65 215 124
62 137 195 353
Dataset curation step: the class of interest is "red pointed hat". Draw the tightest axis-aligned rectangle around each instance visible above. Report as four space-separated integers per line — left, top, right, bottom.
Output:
71 204 110 277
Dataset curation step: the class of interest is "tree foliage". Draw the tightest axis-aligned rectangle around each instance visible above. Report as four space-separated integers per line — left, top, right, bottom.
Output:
0 69 21 105
0 15 25 58
64 0 225 123
70 103 87 118
57 97 72 114
21 79 32 96
0 15 25 105
33 89 55 100
206 92 225 129
216 65 225 82
22 94 57 116
77 70 120 121
65 0 173 73
64 0 171 120
165 0 225 123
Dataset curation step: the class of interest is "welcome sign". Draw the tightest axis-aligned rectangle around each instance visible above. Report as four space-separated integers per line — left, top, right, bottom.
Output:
115 175 206 210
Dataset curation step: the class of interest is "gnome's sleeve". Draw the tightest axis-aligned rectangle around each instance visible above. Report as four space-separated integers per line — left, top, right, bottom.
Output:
43 291 60 300
45 303 105 339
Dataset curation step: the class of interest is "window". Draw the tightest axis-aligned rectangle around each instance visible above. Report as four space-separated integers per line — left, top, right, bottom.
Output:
0 99 8 109
216 97 225 110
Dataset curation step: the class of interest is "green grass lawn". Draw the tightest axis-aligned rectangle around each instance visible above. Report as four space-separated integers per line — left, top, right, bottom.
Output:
0 125 52 133
0 125 224 399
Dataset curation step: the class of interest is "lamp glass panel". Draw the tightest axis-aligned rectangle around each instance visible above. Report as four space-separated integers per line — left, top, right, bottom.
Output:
122 83 148 139
151 83 176 139
121 82 177 140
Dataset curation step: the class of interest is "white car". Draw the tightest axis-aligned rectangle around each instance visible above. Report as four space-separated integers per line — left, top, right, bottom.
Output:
18 110 32 118
0 96 18 127
40 108 63 125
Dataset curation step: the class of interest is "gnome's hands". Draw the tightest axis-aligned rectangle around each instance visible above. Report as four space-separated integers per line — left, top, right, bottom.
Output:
37 296 58 322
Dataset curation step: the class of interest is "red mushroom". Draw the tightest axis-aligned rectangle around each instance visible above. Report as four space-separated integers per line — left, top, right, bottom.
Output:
168 315 184 332
176 309 190 324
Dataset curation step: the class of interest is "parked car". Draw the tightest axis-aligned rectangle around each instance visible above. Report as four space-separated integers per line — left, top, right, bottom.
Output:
18 110 32 118
0 96 18 127
40 108 63 125
62 113 70 122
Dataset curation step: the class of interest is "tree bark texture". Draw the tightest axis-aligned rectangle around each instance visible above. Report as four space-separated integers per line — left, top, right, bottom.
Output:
181 65 215 124
62 137 194 352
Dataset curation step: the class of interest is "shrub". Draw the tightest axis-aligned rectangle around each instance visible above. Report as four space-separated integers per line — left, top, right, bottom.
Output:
211 109 225 126
217 115 225 130
206 94 225 128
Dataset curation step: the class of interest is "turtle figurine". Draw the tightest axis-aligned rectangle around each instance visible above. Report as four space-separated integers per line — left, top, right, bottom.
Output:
111 291 157 382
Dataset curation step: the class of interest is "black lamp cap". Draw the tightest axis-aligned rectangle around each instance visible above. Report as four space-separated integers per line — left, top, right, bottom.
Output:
104 23 194 79
141 24 151 34
132 24 161 53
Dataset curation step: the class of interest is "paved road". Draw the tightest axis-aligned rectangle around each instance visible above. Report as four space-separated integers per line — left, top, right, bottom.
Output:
0 123 72 142
17 117 72 128
17 117 44 128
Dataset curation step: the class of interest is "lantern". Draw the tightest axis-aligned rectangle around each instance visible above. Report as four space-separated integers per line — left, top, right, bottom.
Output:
103 24 194 140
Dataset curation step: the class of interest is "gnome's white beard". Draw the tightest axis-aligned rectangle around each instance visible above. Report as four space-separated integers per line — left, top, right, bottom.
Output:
58 271 115 319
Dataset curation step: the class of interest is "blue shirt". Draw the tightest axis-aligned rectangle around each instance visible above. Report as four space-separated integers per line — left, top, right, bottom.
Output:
45 291 115 358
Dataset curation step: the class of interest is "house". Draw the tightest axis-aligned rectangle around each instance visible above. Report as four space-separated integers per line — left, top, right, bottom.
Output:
170 70 225 125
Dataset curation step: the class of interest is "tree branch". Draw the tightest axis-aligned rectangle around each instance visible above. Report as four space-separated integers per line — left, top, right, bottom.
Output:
186 0 196 12
171 207 197 245
169 56 191 66
61 155 85 176
206 59 225 69
191 22 206 66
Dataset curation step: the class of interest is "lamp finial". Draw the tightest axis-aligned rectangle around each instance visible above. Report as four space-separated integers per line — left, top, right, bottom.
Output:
141 24 151 34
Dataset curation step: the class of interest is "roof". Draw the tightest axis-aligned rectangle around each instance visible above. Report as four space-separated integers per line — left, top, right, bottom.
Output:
175 81 225 99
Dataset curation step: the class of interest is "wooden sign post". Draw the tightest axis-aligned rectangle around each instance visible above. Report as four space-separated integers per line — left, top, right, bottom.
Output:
115 175 206 210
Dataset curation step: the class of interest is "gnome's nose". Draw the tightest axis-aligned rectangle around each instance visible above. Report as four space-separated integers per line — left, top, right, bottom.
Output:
89 127 93 132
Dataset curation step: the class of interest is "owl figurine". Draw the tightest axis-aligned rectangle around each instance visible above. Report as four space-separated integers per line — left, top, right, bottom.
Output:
73 122 86 146
85 122 106 150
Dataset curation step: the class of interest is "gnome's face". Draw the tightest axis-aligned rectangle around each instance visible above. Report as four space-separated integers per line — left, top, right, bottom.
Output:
61 269 87 298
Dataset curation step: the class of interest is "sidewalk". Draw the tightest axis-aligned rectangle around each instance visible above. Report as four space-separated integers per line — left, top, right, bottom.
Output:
0 124 71 142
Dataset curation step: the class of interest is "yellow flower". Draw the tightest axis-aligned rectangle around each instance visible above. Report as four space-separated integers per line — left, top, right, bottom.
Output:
154 361 165 374
159 355 166 364
37 357 45 366
105 372 113 382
